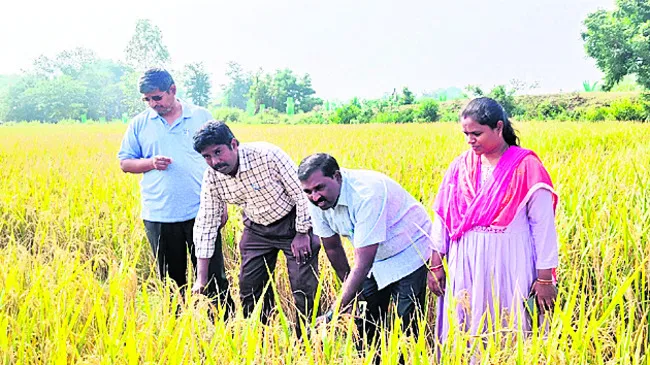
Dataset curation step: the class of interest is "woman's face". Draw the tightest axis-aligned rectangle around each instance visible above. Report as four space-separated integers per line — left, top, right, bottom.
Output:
460 116 505 156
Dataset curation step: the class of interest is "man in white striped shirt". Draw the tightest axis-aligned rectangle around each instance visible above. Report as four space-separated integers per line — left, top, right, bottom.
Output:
191 121 319 331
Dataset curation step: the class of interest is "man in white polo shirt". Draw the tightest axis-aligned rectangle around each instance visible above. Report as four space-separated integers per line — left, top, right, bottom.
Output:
298 153 437 343
118 69 234 317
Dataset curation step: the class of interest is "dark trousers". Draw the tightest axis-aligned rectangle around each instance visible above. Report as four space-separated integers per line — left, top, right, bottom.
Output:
143 219 235 317
238 209 320 329
357 264 428 345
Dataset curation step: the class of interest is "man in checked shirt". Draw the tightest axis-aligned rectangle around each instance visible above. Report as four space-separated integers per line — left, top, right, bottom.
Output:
190 121 320 331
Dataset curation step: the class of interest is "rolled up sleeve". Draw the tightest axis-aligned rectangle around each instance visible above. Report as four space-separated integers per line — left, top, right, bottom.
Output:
193 169 226 259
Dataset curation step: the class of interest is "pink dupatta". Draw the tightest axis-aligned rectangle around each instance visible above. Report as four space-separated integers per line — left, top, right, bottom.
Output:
433 146 557 242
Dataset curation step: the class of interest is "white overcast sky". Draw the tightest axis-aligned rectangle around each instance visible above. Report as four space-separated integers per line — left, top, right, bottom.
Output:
1 0 613 100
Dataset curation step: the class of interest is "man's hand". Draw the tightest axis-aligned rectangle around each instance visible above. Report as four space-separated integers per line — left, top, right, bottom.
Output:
191 276 207 295
291 233 312 265
219 208 229 229
151 155 172 170
315 310 333 326
192 258 210 295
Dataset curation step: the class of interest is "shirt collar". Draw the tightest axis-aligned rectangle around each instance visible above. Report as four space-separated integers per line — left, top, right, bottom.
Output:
237 144 253 174
335 169 350 207
148 98 191 122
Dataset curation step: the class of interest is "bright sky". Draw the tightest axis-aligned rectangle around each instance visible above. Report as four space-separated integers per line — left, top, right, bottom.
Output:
1 0 613 100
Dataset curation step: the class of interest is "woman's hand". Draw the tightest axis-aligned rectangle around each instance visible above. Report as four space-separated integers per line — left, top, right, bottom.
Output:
428 268 446 296
532 280 557 313
428 252 446 296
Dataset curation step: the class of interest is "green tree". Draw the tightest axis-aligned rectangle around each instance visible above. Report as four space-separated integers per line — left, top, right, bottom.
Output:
400 86 415 105
247 69 271 113
79 59 130 119
124 19 170 71
246 68 322 113
295 74 322 112
465 84 518 117
2 50 131 122
6 75 87 122
222 62 252 110
582 0 650 90
120 71 144 117
488 85 518 116
183 62 211 107
55 47 97 78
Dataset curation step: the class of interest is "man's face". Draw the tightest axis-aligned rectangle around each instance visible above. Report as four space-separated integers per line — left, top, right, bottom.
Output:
200 140 239 176
142 85 176 116
300 169 342 210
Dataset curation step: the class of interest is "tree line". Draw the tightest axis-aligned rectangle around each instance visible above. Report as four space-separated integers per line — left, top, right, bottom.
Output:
1 0 648 123
0 20 323 123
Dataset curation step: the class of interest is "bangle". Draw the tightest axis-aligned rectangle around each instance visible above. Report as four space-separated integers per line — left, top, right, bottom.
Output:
535 278 554 285
430 264 444 272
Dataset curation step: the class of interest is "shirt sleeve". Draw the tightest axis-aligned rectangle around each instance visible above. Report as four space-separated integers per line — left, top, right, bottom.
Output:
527 188 559 269
351 183 388 248
430 215 450 255
308 204 337 238
117 122 143 160
193 169 226 259
271 147 312 233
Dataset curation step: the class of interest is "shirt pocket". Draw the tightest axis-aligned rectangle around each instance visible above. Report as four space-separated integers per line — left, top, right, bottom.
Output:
331 215 355 240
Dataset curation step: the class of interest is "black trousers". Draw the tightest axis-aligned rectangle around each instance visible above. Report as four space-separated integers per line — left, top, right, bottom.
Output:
143 219 235 317
357 264 428 344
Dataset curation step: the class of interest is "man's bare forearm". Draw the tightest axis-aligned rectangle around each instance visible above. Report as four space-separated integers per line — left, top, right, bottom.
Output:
120 158 154 173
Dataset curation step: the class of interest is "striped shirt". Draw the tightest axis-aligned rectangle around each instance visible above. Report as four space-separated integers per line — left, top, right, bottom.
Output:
194 142 312 258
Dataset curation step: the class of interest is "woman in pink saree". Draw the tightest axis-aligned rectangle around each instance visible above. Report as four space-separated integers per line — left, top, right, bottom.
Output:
428 97 559 342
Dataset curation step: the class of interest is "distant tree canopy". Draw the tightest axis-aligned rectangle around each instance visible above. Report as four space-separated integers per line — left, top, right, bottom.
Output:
582 0 650 90
222 62 322 113
222 62 252 110
0 19 217 122
125 19 170 72
2 48 132 122
183 62 211 107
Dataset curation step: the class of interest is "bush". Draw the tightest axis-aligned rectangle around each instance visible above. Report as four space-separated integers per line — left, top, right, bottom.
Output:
488 85 518 117
331 103 361 124
584 107 610 121
567 107 588 121
608 98 645 121
640 93 650 122
371 111 399 124
417 99 440 122
252 108 288 124
438 103 462 122
536 101 567 120
395 108 417 123
297 112 329 124
211 107 245 123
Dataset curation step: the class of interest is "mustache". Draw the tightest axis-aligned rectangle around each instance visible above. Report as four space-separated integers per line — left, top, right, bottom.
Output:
309 198 326 206
212 163 228 170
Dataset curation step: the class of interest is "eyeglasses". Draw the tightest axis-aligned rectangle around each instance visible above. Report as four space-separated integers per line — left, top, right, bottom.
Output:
142 95 165 102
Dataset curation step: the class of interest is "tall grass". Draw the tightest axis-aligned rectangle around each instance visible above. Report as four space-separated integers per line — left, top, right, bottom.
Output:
0 122 648 364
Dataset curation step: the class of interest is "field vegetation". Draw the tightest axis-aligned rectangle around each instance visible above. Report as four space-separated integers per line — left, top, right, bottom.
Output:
1 122 648 364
